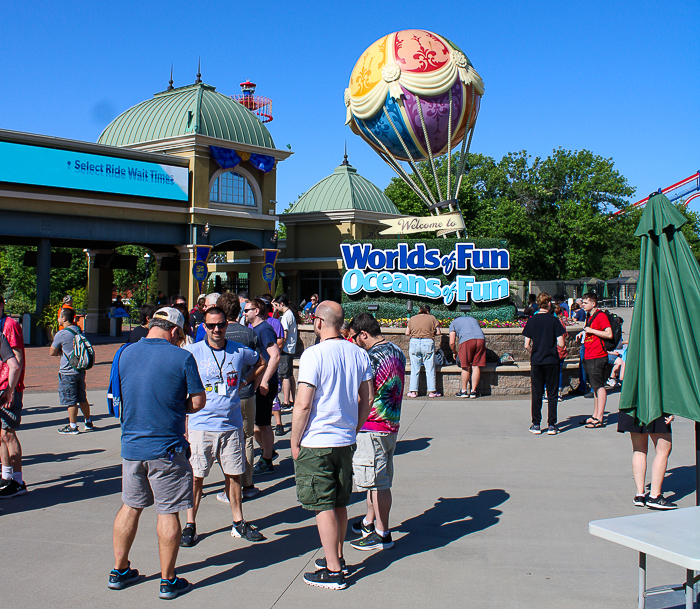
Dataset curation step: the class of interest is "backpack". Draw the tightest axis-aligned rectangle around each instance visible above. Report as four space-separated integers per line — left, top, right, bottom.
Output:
587 310 622 352
107 342 131 418
65 326 95 372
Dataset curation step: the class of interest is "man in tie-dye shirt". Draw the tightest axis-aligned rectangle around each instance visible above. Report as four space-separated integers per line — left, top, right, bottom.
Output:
348 313 406 551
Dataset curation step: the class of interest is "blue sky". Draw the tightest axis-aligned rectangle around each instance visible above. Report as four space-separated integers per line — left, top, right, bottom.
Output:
1 1 698 213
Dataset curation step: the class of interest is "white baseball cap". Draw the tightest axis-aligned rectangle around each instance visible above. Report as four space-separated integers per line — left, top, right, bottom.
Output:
153 307 184 329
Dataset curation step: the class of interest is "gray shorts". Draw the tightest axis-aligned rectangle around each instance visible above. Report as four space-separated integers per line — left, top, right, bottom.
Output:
58 373 87 406
0 391 22 430
189 428 245 477
121 452 193 515
278 352 294 379
353 432 397 491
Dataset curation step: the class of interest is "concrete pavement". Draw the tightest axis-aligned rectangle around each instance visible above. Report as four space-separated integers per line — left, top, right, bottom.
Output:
0 388 697 608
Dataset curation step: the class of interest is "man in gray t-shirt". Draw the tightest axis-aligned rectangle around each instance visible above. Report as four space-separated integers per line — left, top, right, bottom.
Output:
448 316 486 399
50 308 93 434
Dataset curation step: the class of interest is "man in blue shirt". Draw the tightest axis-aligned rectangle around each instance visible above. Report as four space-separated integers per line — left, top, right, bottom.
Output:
180 307 266 546
109 307 206 600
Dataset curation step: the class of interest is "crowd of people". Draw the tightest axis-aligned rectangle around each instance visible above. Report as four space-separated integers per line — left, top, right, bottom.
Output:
0 285 679 598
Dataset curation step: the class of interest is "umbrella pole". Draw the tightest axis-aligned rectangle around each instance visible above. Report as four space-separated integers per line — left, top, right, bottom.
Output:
696 423 700 506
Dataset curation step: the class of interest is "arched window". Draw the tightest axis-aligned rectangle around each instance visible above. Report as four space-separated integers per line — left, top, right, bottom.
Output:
210 171 257 207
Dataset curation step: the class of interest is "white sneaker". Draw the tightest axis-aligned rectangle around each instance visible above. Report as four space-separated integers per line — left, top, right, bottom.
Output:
216 491 230 504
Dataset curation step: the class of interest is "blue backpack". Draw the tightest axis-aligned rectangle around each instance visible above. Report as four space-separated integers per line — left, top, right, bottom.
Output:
107 343 132 418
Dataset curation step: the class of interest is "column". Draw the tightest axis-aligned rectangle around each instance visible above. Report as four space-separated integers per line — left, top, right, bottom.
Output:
34 238 51 345
246 249 267 297
176 245 197 307
84 249 113 334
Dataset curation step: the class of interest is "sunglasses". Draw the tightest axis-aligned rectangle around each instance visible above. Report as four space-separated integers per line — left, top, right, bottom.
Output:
204 322 227 330
244 308 256 313
311 315 324 322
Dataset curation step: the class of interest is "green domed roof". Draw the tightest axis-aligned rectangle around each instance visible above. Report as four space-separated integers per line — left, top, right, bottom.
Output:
98 83 275 149
287 159 399 215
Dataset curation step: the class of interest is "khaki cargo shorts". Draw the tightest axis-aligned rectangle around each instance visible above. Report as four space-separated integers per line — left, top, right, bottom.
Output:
189 428 245 477
353 431 397 491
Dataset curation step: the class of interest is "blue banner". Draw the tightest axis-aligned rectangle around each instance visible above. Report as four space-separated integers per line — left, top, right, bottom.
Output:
194 245 212 294
0 141 189 201
263 249 279 293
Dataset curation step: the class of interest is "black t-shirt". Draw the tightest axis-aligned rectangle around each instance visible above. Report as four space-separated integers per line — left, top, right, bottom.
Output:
189 310 205 331
522 312 565 365
128 325 149 344
225 322 261 399
0 333 15 362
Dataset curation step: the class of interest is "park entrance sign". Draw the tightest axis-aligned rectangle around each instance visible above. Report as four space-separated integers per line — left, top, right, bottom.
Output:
341 242 510 305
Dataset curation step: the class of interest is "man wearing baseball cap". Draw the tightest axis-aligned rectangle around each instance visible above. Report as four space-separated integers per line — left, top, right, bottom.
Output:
109 307 207 600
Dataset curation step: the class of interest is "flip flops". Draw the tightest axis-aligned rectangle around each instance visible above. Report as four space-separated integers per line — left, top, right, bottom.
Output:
407 392 418 398
428 392 442 398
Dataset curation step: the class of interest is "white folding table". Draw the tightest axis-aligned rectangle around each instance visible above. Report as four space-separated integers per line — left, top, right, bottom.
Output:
590 506 700 609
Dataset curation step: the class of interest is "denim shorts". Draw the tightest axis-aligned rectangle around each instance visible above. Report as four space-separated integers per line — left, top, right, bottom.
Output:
58 373 87 406
0 391 23 429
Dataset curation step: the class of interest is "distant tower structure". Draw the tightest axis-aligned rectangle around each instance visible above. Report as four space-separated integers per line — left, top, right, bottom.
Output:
233 80 273 123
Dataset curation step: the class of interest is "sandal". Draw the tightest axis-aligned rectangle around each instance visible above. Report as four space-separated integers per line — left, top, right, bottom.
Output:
407 392 418 398
580 417 596 425
585 418 605 428
428 392 442 398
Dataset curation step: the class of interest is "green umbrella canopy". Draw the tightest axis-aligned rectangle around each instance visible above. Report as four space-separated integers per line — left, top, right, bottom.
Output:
619 194 700 424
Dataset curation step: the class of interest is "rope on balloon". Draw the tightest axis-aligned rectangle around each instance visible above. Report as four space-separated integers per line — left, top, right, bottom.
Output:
380 107 439 207
358 118 434 208
452 87 477 200
414 93 443 203
447 87 453 209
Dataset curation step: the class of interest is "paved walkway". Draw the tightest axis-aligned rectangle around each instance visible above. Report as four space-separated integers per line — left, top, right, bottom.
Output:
1 389 696 608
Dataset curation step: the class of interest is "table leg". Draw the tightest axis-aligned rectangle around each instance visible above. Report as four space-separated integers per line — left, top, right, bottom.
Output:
638 552 646 609
685 569 693 609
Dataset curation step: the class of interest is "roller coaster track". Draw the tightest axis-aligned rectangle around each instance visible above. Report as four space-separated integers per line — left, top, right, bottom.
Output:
612 170 700 216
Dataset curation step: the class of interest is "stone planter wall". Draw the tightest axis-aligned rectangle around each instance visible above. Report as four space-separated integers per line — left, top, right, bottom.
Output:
295 323 585 396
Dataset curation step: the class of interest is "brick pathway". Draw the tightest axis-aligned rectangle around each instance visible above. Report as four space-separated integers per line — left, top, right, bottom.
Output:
23 338 126 394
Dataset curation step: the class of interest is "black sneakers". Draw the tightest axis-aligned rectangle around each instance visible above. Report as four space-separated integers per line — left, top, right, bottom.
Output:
547 425 559 435
231 520 265 542
108 563 140 590
303 568 347 590
633 494 648 507
350 531 394 551
84 420 96 431
180 523 198 547
529 424 542 435
57 424 79 435
159 575 191 599
646 495 677 510
0 479 27 499
274 424 287 436
351 518 375 537
315 556 349 575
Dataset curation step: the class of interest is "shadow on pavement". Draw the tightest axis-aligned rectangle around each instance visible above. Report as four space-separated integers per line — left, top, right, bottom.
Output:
350 489 510 581
23 449 105 466
663 465 696 503
3 464 122 514
396 437 432 455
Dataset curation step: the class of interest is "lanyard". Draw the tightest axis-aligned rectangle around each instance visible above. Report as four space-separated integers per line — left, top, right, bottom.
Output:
207 340 228 382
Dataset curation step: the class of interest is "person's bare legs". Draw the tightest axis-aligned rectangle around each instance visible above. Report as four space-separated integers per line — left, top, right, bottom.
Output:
157 513 182 580
254 425 274 460
593 387 607 422
316 507 347 571
0 428 21 474
471 366 481 394
185 476 204 524
282 377 296 405
227 474 243 522
630 433 649 496
370 489 392 534
460 368 471 392
649 433 673 498
113 504 143 570
240 397 255 488
67 405 79 425
272 409 283 427
364 490 375 525
78 400 91 421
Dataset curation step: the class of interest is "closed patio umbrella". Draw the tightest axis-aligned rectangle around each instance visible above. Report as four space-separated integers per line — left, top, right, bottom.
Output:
618 193 700 502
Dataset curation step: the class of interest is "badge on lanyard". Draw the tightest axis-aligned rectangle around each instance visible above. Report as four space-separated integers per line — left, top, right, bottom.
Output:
216 382 227 396
227 370 238 388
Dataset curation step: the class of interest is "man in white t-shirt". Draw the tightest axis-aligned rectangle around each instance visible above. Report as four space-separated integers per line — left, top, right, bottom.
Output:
291 301 373 591
180 307 266 547
273 294 297 413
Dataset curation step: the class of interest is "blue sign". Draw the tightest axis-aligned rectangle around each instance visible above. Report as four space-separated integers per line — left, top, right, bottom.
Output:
192 261 208 281
340 242 510 305
262 263 276 284
0 141 189 201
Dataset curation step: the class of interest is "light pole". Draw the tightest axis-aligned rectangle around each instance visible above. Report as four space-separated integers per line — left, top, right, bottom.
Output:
144 253 151 303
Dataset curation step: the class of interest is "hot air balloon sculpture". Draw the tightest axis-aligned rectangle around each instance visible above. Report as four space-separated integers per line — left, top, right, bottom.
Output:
345 30 484 236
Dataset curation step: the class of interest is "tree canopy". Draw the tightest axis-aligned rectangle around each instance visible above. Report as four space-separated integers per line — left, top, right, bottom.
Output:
384 148 699 281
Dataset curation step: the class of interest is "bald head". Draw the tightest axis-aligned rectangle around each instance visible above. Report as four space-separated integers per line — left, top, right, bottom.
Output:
315 301 344 335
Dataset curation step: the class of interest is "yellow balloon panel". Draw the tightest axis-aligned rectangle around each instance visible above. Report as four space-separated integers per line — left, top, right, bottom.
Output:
349 34 391 98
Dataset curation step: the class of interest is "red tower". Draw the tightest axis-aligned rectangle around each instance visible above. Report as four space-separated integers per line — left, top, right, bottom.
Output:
233 80 273 123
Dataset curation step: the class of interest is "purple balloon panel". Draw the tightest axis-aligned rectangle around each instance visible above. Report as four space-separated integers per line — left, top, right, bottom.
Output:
400 81 467 158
